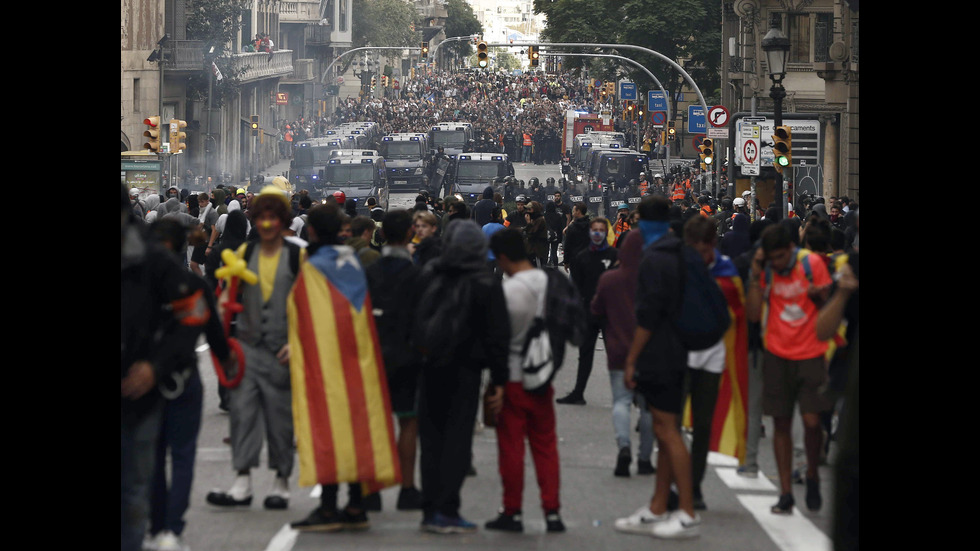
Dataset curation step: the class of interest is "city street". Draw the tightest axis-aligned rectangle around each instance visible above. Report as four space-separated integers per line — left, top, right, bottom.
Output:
183 317 836 551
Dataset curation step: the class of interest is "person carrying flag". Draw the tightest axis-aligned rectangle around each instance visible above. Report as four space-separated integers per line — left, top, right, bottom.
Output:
289 202 402 531
678 215 748 510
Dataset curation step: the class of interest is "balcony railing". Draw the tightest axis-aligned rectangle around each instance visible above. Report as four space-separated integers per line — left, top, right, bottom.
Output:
169 40 206 71
230 50 294 82
280 0 321 23
305 24 333 44
289 59 315 81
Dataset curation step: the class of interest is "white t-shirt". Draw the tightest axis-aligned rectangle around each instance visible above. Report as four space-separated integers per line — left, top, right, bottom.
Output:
687 338 726 374
501 269 548 383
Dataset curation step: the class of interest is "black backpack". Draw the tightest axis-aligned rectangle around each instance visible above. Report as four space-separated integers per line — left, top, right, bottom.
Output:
674 244 731 351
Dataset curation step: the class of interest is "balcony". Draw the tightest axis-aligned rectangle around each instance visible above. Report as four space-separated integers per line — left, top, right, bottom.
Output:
280 0 320 23
305 24 333 45
230 50 295 83
284 59 315 83
168 40 207 71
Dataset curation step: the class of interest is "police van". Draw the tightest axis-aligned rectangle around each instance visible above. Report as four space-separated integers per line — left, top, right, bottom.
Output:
572 135 624 183
428 122 473 157
587 149 650 189
450 152 514 205
380 134 429 192
290 138 348 193
315 156 390 213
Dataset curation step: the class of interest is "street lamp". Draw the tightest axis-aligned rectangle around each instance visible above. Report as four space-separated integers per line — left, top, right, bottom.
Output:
761 27 791 218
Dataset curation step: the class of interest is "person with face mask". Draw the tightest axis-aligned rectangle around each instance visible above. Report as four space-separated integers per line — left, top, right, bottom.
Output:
557 217 618 406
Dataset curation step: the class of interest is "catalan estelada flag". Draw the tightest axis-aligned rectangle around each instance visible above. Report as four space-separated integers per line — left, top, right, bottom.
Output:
682 256 749 464
287 245 401 493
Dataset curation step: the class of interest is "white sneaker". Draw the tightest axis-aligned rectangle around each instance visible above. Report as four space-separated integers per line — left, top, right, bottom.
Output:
155 530 188 551
270 475 289 497
229 474 252 500
651 510 701 539
142 533 159 551
614 505 671 534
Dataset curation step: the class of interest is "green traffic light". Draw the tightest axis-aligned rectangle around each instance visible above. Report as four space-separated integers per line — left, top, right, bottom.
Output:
776 155 790 167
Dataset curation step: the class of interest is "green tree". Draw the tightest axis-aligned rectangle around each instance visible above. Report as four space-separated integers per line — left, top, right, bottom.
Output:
443 0 483 67
185 0 253 106
534 0 720 106
349 0 421 72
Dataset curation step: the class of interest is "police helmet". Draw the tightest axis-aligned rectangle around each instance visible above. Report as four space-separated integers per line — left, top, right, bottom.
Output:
546 177 555 186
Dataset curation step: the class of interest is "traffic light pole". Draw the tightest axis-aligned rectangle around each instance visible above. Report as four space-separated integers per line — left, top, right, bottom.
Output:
540 52 672 169
770 83 790 220
319 46 421 86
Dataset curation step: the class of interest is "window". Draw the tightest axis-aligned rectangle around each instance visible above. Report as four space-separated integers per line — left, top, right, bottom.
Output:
133 78 140 111
340 0 347 32
787 14 810 63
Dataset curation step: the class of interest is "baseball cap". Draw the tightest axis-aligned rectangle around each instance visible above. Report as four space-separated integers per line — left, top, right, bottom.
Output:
516 195 527 203
742 190 751 197
129 188 139 198
617 202 629 211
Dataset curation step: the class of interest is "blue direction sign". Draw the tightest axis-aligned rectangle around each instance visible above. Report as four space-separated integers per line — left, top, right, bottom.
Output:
688 105 706 134
648 91 667 112
619 81 637 101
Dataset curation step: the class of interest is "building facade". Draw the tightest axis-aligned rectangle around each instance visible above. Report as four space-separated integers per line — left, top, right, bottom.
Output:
122 0 358 189
720 0 859 202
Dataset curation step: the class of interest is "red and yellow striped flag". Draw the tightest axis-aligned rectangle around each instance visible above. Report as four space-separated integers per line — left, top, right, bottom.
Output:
711 276 749 463
682 274 749 463
287 254 401 492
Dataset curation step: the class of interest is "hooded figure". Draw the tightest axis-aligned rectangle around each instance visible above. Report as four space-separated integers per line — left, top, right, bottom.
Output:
720 213 751 259
204 210 249 288
162 198 200 228
810 203 829 221
344 198 358 219
471 186 497 227
143 194 161 223
591 230 644 370
212 189 229 215
413 218 509 525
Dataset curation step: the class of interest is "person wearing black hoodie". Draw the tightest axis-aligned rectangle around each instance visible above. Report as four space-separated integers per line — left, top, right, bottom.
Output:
414 220 510 533
544 201 566 267
561 202 590 274
557 216 618 406
719 212 751 260
471 186 496 227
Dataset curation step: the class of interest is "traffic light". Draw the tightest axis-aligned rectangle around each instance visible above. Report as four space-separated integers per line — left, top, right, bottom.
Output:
528 45 539 67
698 137 713 166
169 119 187 154
667 120 676 141
771 125 792 173
477 41 489 68
420 42 429 60
250 115 259 137
381 75 388 87
371 75 377 89
143 116 162 152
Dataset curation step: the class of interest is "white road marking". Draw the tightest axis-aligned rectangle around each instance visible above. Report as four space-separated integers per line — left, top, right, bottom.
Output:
716 466 778 491
707 451 739 467
736 495 832 551
263 524 298 551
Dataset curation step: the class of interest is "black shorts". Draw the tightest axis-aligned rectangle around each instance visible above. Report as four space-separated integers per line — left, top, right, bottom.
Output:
634 368 685 415
387 363 421 417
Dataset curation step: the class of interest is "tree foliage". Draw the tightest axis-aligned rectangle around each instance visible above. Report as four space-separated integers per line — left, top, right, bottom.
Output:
533 0 720 105
349 0 421 73
185 0 253 107
443 0 484 63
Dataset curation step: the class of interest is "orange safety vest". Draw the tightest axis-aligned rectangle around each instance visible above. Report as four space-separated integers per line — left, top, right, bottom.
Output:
671 183 686 201
699 205 714 217
523 134 532 146
639 181 649 194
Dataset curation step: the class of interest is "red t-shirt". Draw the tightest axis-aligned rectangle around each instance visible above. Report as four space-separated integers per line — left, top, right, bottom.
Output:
760 250 832 360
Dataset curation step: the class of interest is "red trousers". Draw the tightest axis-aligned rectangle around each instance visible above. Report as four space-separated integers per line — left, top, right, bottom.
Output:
495 382 561 513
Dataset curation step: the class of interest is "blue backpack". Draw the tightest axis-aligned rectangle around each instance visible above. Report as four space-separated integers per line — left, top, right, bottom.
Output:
674 245 731 351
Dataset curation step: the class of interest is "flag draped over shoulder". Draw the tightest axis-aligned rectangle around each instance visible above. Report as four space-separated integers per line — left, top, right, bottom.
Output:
711 274 748 463
287 245 401 492
682 259 749 464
